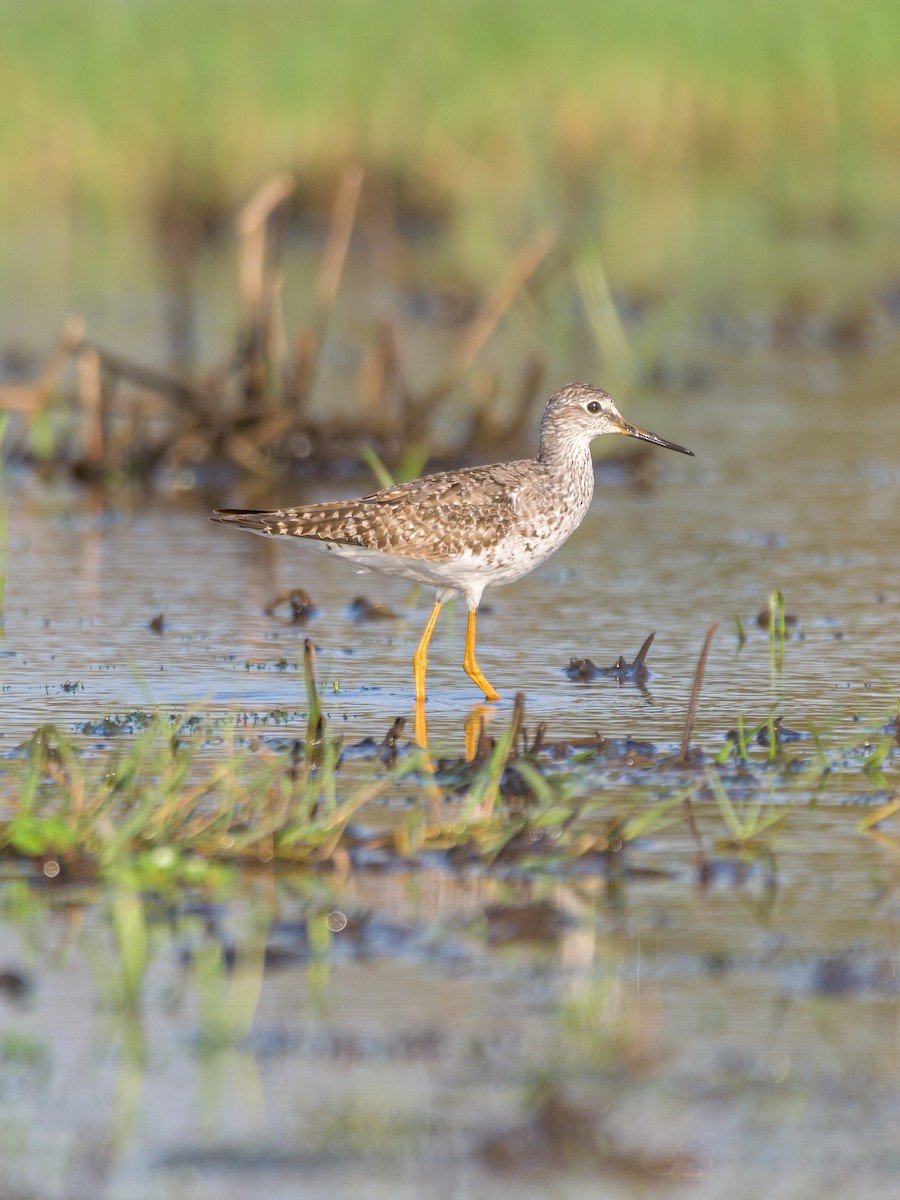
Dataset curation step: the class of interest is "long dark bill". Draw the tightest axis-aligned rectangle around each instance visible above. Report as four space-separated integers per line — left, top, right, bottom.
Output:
619 421 694 456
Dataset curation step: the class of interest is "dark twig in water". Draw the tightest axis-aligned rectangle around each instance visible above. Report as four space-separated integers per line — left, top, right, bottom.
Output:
379 716 406 766
529 721 548 756
509 691 526 752
678 621 719 765
303 638 323 754
631 631 655 671
565 632 655 686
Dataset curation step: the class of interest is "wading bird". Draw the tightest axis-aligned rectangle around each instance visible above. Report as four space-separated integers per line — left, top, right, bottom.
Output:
212 383 693 702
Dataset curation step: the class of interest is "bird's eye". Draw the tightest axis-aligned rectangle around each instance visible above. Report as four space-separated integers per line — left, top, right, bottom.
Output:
586 400 602 414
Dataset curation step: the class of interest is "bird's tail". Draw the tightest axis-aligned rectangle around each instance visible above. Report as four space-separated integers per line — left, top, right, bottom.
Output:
210 509 274 532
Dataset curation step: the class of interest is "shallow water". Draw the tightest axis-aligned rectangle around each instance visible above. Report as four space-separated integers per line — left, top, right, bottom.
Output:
2 260 900 1198
2 828 899 1199
5 338 900 755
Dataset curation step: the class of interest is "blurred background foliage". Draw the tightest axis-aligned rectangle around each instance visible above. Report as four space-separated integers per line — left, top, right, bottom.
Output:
3 0 899 235
3 0 899 484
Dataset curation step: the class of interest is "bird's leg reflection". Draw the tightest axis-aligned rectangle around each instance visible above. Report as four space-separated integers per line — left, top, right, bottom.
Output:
416 700 499 763
464 704 497 761
413 699 435 766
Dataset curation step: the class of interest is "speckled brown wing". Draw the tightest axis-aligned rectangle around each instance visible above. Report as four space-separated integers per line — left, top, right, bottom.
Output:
212 461 529 562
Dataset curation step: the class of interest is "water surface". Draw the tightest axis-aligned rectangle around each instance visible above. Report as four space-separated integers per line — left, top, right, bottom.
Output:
2 264 900 1200
5 340 900 754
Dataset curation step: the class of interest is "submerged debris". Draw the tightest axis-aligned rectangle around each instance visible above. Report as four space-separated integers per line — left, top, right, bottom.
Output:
264 588 317 624
0 969 33 1004
348 596 399 622
755 717 811 747
378 716 406 766
483 899 570 944
810 955 900 998
476 1090 705 1180
565 632 655 685
721 715 812 753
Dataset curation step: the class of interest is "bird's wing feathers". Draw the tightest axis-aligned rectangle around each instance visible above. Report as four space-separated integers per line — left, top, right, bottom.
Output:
360 462 519 507
214 462 528 562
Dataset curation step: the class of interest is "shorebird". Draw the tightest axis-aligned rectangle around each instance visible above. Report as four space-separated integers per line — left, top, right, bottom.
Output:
212 383 693 701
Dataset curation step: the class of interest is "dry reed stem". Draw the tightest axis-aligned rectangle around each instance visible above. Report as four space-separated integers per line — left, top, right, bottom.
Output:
303 637 323 749
357 321 405 426
236 173 296 323
0 317 85 418
287 328 318 404
224 430 286 478
40 318 87 407
268 272 288 374
314 163 364 324
453 227 557 375
467 371 500 444
413 227 557 420
0 386 40 416
478 692 526 820
87 342 213 418
77 345 104 466
237 174 296 405
511 354 546 428
284 164 364 411
469 354 545 448
679 621 719 765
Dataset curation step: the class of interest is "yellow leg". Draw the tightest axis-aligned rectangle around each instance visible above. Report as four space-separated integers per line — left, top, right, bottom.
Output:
413 601 443 702
413 699 430 751
463 609 499 701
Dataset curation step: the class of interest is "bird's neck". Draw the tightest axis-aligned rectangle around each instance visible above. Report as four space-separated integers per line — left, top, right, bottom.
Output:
538 429 594 479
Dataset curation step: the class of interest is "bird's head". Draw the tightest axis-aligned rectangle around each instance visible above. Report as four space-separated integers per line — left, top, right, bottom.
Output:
540 383 694 457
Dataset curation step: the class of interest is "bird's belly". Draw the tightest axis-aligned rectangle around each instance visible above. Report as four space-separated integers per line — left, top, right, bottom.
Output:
289 518 579 592
468 530 569 585
290 539 467 587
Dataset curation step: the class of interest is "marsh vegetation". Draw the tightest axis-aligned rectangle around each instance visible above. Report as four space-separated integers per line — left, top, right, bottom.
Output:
1 3 899 1195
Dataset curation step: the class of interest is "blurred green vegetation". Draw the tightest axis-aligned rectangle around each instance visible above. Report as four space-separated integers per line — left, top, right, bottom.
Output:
3 0 900 232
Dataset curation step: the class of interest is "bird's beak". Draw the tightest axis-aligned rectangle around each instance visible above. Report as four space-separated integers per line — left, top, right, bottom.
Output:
616 418 694 456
